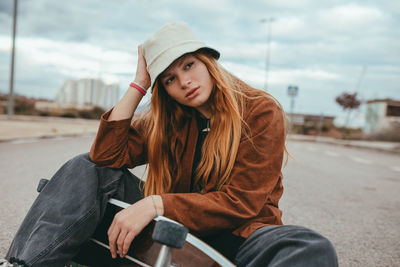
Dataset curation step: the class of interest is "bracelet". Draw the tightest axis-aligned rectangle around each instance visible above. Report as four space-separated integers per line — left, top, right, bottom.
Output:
150 195 159 218
130 82 147 96
132 81 147 92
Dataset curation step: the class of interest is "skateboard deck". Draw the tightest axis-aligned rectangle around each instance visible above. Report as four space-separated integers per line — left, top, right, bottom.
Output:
78 198 235 267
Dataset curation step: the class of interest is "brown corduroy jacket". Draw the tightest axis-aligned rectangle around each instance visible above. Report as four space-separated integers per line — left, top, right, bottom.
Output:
89 89 285 239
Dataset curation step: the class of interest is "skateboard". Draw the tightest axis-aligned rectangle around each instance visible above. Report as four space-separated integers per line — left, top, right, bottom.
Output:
86 198 236 267
37 179 235 267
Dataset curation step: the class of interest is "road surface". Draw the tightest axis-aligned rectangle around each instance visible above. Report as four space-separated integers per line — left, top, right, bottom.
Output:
1 135 399 266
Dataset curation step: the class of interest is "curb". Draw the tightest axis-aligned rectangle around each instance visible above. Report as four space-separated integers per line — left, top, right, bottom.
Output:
0 132 97 143
287 135 400 155
0 114 100 123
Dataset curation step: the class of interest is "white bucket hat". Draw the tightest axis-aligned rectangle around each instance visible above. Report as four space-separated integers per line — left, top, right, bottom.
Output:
143 22 220 89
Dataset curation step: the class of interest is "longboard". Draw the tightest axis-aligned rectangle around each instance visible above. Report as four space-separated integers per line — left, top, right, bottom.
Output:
75 198 235 267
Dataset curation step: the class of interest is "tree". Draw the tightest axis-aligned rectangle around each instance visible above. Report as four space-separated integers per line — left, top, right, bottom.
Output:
335 92 361 128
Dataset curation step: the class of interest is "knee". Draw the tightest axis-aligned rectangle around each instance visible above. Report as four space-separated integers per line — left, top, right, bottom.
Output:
236 225 338 267
70 152 91 164
65 152 96 169
52 153 96 181
283 225 338 266
37 153 96 196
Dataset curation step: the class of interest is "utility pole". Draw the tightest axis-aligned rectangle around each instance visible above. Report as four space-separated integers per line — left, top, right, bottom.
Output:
288 85 299 131
8 0 18 116
355 65 367 93
260 17 275 91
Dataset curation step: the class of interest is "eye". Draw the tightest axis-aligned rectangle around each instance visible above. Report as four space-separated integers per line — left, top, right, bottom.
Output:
165 76 175 86
184 61 194 70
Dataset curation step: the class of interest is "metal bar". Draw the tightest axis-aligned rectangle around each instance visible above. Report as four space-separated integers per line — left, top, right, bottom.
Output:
89 238 151 267
154 245 172 267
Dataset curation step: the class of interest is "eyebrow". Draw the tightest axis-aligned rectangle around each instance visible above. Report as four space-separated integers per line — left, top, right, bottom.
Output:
160 55 192 79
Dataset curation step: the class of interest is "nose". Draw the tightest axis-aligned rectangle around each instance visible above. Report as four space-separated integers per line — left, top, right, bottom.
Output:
179 74 191 89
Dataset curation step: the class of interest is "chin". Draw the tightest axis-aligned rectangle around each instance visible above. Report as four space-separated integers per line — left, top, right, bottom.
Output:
191 99 208 108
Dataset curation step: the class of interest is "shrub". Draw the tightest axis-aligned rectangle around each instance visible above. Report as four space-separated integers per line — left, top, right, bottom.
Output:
78 106 105 119
364 123 400 142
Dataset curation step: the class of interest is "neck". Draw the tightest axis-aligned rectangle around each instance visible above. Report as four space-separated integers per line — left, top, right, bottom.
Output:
195 106 211 119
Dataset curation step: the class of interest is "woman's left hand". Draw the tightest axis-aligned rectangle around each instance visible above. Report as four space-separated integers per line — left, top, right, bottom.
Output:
107 196 163 258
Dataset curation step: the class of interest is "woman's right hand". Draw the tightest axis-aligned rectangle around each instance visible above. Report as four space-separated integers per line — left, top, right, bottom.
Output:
108 45 151 121
134 45 151 90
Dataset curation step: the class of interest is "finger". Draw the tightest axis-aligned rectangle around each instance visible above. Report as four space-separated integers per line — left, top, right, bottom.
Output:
108 224 120 259
117 229 128 257
138 46 147 67
138 44 142 55
107 219 115 236
122 232 136 257
137 45 144 62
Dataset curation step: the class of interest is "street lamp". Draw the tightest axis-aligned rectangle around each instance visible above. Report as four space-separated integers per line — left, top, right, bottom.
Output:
260 17 275 91
8 0 18 116
288 85 299 131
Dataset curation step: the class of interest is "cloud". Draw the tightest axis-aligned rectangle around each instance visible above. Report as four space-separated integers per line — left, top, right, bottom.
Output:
221 60 339 89
317 4 384 29
0 1 13 16
0 35 137 97
1 36 133 71
0 0 398 128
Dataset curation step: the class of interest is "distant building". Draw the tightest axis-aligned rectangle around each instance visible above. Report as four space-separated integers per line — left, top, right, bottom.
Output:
364 99 400 134
55 78 119 110
286 113 336 135
288 113 335 128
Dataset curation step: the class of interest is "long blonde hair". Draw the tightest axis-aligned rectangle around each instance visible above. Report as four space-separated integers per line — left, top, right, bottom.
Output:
142 51 284 196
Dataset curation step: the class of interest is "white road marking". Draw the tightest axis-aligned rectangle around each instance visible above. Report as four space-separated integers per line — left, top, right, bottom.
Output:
349 156 372 165
10 139 39 145
52 136 68 141
90 238 151 267
9 136 72 144
390 166 400 172
324 150 339 157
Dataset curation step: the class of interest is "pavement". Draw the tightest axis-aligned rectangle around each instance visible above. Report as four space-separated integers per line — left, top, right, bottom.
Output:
0 114 100 142
1 114 400 154
1 116 399 266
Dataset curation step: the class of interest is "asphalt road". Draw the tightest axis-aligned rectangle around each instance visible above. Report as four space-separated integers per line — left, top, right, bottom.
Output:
0 135 399 266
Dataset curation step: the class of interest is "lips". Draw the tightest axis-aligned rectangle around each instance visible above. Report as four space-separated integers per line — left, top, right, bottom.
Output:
185 86 199 98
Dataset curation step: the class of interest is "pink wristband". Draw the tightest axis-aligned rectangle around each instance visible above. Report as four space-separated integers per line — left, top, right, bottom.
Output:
130 82 146 96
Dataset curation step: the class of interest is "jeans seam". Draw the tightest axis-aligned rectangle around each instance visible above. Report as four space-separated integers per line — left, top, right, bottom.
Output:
27 204 97 266
100 177 121 193
96 167 123 194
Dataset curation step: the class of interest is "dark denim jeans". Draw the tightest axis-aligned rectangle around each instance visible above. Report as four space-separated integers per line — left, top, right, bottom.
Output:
6 153 338 267
6 153 143 267
235 225 338 267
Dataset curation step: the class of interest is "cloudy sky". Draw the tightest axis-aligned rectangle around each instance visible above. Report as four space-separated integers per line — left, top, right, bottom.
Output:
0 0 399 126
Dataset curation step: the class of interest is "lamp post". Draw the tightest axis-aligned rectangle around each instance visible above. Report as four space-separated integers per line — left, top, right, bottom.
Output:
260 17 275 91
8 0 18 116
288 85 299 131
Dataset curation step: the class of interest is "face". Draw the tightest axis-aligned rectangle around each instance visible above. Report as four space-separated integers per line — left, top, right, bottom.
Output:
159 54 214 118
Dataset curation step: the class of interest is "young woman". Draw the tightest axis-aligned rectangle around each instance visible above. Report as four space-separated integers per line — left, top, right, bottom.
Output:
3 22 338 266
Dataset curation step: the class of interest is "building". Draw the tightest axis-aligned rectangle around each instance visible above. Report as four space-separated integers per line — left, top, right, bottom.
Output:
364 99 400 134
286 113 335 135
55 79 119 110
288 113 335 128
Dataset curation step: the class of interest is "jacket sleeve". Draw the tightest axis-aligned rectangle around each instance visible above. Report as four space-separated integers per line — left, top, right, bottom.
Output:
89 109 147 168
160 97 286 236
